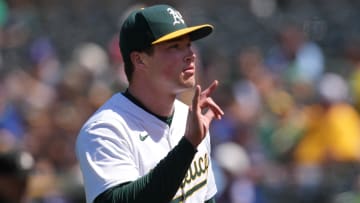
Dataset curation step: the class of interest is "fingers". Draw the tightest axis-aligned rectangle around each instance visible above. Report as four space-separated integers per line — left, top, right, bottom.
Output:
192 85 201 112
201 80 218 98
196 80 224 120
186 81 223 147
204 97 224 119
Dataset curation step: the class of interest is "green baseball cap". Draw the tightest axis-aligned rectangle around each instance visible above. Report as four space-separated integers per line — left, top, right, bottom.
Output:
119 4 213 58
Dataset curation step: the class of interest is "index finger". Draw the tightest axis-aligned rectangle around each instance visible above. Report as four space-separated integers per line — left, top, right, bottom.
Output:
192 85 201 111
201 80 219 97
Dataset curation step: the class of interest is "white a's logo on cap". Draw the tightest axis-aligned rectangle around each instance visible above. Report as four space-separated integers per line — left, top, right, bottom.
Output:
167 8 185 25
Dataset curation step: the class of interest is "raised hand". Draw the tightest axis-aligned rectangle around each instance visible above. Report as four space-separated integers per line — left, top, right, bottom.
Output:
185 80 224 147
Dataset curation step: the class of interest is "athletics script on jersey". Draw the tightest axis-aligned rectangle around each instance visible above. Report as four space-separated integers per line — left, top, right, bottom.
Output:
171 153 210 203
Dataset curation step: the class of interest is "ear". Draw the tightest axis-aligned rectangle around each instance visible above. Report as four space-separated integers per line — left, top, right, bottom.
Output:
130 52 145 67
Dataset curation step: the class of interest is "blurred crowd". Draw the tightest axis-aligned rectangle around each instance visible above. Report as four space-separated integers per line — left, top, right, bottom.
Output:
1 0 360 203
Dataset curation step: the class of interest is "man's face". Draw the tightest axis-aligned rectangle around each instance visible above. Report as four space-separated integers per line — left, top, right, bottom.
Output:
142 35 197 94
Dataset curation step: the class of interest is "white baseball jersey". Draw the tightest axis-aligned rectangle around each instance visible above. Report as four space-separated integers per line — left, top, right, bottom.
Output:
75 93 217 203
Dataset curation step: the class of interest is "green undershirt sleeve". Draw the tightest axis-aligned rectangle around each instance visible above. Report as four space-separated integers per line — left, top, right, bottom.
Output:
94 137 198 203
205 196 216 203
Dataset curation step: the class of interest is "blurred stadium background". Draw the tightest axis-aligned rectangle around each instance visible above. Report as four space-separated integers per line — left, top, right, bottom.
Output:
1 0 360 202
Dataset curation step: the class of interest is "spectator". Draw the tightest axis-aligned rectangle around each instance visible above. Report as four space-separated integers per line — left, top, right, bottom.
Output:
0 149 34 203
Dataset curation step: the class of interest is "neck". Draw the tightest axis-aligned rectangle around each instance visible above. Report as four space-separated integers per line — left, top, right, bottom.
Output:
127 84 176 117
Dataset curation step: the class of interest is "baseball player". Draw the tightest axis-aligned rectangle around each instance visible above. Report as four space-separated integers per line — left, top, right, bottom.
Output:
75 4 224 203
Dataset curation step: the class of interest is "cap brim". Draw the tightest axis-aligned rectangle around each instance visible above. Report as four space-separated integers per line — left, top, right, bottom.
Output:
152 24 213 44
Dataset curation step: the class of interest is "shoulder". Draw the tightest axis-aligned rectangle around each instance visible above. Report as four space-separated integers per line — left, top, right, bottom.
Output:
81 93 142 131
76 93 135 147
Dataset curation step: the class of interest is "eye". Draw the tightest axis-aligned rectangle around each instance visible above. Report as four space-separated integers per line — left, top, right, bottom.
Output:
168 43 179 49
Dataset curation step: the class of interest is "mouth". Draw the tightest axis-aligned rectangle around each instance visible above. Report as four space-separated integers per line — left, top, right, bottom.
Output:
183 66 195 73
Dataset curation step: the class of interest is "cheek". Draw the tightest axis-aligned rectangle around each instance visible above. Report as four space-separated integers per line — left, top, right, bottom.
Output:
161 61 181 79
153 52 183 80
162 67 176 79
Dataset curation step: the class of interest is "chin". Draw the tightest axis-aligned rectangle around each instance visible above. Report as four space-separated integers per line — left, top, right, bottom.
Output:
184 81 196 88
174 83 195 94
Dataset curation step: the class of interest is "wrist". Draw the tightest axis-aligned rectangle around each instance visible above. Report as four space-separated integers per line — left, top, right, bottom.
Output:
184 134 200 149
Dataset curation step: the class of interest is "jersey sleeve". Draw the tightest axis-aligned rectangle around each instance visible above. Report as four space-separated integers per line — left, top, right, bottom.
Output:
75 121 139 203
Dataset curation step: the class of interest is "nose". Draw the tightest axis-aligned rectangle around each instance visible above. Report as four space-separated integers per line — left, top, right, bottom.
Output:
184 47 195 64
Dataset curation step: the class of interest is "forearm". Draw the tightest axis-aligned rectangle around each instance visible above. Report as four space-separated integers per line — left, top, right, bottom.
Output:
94 137 197 203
